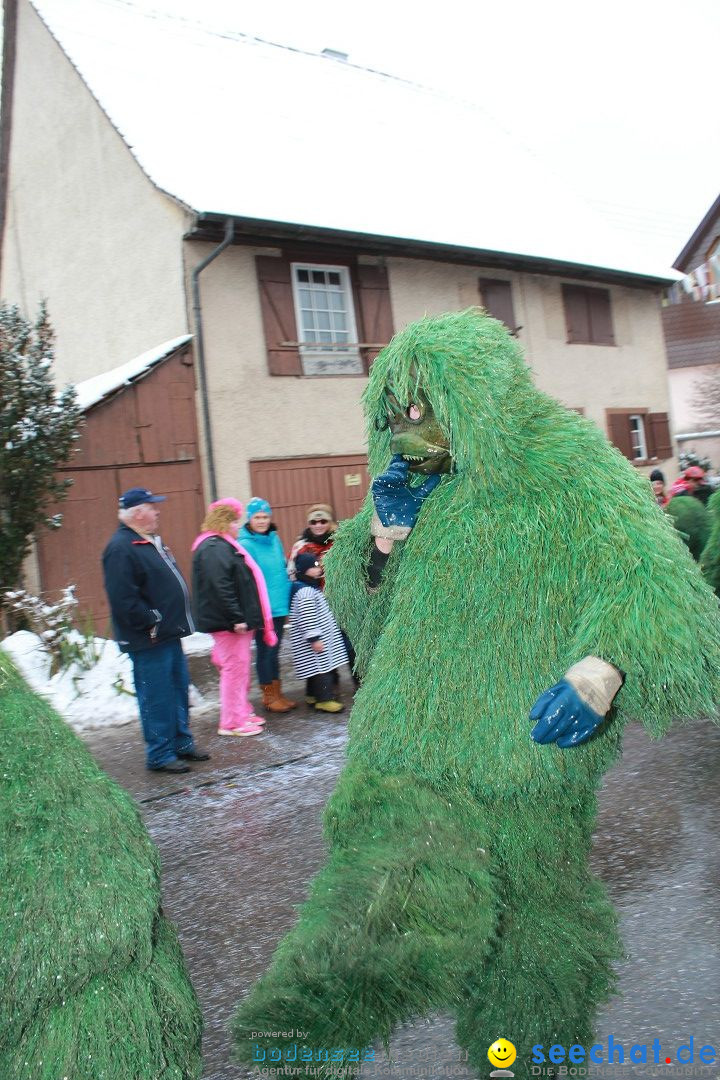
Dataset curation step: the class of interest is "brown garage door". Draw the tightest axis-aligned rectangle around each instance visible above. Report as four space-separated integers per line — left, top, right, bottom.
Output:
34 345 204 631
36 462 204 634
249 455 370 553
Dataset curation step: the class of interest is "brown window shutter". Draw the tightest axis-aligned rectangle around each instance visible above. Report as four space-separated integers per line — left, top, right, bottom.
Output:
562 285 590 343
607 412 633 459
647 412 672 459
588 289 615 345
479 278 517 333
255 256 302 376
355 264 394 366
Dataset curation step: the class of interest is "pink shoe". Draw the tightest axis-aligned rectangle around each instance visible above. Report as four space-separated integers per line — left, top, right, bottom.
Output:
217 721 264 737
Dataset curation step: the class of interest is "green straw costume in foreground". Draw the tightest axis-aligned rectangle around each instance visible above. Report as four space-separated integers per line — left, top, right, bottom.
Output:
0 653 202 1079
232 309 720 1077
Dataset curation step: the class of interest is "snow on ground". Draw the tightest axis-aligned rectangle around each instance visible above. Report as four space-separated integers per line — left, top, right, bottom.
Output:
1 630 213 732
182 632 215 655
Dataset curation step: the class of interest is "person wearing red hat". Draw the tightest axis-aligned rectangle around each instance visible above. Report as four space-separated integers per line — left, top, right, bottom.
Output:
668 465 713 506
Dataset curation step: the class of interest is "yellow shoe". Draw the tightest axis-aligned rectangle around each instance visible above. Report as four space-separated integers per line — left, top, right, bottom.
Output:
314 700 344 714
305 695 317 705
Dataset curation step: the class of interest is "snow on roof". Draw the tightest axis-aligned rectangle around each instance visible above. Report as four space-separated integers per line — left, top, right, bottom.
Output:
32 0 673 281
74 335 192 411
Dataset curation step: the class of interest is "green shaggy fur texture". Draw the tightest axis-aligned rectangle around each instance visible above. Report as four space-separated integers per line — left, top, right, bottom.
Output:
232 309 720 1077
701 490 720 594
665 494 710 560
0 653 202 1079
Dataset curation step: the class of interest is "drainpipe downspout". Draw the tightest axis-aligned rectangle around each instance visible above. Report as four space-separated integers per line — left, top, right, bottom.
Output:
191 217 234 502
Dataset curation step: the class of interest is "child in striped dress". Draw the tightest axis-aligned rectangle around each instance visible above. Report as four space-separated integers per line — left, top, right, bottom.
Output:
289 549 348 713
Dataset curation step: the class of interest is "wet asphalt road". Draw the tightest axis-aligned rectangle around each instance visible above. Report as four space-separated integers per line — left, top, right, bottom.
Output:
83 652 720 1080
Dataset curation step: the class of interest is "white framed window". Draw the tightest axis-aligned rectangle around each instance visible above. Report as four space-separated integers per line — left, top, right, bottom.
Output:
628 414 648 461
291 263 363 375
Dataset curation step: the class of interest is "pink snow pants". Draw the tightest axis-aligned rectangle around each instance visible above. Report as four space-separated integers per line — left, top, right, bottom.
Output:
211 630 257 730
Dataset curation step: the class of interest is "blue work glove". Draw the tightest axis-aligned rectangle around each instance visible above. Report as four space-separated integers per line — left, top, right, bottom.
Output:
530 656 623 748
371 455 441 537
529 681 603 747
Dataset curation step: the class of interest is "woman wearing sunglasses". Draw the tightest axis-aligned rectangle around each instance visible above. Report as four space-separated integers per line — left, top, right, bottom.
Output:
288 503 359 694
287 503 337 587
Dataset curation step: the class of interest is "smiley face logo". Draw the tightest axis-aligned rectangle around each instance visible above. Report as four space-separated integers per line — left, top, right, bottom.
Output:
488 1039 516 1069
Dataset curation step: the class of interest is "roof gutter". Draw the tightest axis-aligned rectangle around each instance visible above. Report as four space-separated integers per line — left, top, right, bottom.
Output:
186 212 675 291
191 216 234 502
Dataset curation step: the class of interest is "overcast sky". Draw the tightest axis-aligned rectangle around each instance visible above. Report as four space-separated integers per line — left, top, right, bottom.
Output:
92 0 720 266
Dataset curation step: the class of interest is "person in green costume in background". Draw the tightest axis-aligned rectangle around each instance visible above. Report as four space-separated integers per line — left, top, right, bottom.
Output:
0 653 202 1079
701 488 720 595
232 308 720 1078
665 493 710 561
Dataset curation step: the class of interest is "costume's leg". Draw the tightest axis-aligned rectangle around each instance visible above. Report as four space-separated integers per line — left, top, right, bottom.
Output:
455 799 621 1080
340 630 359 687
232 768 499 1071
1 655 202 1077
4 915 202 1079
213 631 257 730
131 641 181 767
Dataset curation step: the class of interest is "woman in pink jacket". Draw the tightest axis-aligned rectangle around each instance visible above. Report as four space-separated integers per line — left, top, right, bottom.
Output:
191 499 278 737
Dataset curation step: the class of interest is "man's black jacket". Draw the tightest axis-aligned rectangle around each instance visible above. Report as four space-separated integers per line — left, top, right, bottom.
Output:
191 536 264 632
102 524 194 652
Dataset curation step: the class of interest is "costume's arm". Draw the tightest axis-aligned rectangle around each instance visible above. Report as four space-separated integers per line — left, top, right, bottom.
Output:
325 458 441 678
368 541 392 589
530 656 624 748
532 498 720 745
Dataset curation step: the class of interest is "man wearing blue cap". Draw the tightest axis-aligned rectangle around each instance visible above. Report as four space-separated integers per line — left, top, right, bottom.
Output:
102 487 210 773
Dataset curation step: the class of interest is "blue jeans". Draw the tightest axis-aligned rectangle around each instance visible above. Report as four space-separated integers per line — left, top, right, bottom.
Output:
255 616 286 684
131 639 195 768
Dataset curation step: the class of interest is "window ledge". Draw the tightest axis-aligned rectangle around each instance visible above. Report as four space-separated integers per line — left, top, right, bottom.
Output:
300 355 364 376
566 340 617 347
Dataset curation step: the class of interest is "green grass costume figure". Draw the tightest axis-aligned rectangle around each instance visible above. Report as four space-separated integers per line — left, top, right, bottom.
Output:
0 654 202 1079
232 309 720 1077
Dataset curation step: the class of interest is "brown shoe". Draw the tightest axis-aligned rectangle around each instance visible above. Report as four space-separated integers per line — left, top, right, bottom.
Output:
272 679 297 711
260 683 292 713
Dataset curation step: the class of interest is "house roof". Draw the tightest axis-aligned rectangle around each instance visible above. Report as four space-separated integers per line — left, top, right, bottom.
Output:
189 212 673 289
674 193 720 272
32 0 675 284
74 335 192 411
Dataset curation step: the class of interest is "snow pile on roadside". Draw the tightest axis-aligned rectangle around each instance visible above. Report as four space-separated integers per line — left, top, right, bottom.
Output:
1 630 213 732
182 632 214 656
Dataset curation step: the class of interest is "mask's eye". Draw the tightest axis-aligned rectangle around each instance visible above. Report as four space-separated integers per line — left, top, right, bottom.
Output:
374 413 390 431
406 403 422 421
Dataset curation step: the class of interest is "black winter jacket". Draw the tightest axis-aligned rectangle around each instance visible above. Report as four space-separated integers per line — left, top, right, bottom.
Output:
191 536 264 632
102 525 194 653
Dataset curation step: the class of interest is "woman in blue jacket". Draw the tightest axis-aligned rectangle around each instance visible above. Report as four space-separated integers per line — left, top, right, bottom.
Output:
239 498 297 713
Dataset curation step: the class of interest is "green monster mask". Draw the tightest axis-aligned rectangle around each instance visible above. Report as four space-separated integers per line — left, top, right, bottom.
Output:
382 389 452 474
365 308 536 491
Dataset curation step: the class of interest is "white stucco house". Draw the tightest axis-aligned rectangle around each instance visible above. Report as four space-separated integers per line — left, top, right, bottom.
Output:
0 0 677 570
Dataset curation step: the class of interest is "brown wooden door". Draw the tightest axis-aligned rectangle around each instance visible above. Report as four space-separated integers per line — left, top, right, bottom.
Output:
36 460 204 632
249 454 370 553
35 470 120 634
34 347 205 629
114 461 204 589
